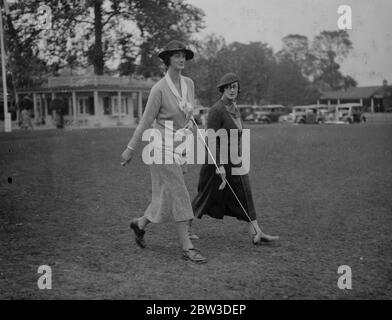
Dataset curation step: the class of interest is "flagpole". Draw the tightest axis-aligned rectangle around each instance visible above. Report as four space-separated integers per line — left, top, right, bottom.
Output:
0 2 11 132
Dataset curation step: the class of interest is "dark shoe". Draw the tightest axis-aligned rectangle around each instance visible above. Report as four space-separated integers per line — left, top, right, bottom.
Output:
253 232 279 245
182 248 207 264
130 219 146 248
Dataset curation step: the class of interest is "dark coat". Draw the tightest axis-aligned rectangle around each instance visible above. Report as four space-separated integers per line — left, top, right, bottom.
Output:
192 99 256 221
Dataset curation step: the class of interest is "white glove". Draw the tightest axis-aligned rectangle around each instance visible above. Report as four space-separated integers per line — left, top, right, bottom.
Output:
216 166 226 190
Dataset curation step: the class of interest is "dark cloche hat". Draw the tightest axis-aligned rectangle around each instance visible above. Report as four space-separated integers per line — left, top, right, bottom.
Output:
217 73 240 89
158 40 194 61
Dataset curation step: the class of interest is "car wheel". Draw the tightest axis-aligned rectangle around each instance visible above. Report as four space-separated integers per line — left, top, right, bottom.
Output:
345 118 353 124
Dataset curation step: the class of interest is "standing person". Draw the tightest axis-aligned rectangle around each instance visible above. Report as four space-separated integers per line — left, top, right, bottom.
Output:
121 40 207 264
20 107 33 130
192 73 279 244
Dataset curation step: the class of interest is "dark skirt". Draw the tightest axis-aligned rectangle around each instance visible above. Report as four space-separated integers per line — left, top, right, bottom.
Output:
191 164 257 222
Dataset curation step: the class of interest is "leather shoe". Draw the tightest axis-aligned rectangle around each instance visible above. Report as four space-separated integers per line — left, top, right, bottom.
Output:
182 248 207 264
253 232 279 244
130 219 146 248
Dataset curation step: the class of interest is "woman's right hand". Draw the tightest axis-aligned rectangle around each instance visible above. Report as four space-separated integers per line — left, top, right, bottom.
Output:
216 166 226 190
121 148 134 166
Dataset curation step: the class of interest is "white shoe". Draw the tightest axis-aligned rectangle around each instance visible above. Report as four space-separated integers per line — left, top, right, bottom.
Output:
253 232 279 244
189 232 200 240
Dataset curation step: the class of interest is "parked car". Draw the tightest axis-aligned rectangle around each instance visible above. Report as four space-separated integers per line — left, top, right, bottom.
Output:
292 105 330 124
253 105 288 124
335 104 366 123
278 106 295 123
238 104 255 122
278 113 294 123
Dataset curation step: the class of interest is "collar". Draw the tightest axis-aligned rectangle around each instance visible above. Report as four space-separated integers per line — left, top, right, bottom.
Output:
165 73 193 116
221 98 240 118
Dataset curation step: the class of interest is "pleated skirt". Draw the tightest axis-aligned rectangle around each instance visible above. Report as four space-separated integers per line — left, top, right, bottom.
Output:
192 164 257 222
144 162 194 223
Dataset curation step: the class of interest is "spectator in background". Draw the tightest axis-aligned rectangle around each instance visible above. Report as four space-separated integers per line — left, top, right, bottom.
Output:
20 107 33 130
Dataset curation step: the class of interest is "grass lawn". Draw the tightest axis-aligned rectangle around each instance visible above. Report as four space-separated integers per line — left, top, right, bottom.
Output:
0 123 391 299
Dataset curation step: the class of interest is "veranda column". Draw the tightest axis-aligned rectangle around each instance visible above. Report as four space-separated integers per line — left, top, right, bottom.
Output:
94 90 99 125
43 93 50 124
138 91 143 119
33 92 38 123
51 92 56 120
117 91 122 123
72 91 77 122
15 93 20 123
42 94 47 118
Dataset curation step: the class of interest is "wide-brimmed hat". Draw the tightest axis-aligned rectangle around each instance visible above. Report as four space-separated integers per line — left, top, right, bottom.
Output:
217 73 240 89
158 40 194 61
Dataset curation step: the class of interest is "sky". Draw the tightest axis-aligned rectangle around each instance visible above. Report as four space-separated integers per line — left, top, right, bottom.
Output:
187 0 392 86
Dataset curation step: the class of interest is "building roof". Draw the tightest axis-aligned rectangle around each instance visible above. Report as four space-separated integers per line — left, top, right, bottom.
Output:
16 75 156 93
320 86 385 100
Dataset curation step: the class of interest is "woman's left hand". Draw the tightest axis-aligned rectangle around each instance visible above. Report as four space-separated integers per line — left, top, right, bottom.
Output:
121 148 134 166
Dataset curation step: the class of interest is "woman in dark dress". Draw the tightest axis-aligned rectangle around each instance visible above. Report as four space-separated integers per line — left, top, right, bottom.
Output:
192 73 279 244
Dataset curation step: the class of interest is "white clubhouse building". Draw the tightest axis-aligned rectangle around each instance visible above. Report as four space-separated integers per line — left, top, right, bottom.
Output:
15 74 156 128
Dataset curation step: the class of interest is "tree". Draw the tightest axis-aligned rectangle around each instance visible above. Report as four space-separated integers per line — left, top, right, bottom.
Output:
7 0 205 76
187 38 276 107
267 59 319 106
3 6 48 88
185 34 228 106
224 42 275 105
135 0 205 77
343 75 357 90
276 34 315 79
277 30 356 91
311 30 354 90
312 30 353 64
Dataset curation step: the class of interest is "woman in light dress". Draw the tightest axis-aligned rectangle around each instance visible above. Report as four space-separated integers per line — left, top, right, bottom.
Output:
121 40 207 264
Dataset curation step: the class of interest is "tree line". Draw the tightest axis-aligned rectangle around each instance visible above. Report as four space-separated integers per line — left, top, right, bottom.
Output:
186 32 356 107
2 0 356 107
